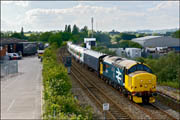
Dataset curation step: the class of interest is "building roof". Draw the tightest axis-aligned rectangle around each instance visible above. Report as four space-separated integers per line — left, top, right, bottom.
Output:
132 36 161 41
132 36 180 47
0 38 28 45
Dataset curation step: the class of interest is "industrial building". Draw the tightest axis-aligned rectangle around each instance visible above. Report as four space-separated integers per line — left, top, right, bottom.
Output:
132 36 180 52
1 38 28 53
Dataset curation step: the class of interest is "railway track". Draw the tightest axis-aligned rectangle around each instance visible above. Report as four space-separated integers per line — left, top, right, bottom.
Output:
71 62 132 119
59 48 178 120
59 48 132 119
133 102 178 120
72 59 178 119
157 91 180 103
72 60 178 120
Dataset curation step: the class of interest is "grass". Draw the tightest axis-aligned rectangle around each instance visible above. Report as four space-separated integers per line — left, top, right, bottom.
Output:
158 81 180 89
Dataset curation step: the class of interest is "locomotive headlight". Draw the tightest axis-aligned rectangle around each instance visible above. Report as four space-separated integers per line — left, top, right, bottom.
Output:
141 80 143 82
149 80 151 83
145 85 147 88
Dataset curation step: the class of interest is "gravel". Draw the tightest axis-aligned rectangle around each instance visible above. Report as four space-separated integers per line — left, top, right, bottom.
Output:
70 75 104 119
157 86 180 101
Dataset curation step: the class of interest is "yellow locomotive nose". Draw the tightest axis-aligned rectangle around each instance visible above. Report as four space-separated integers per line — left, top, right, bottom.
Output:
126 71 157 103
132 72 156 92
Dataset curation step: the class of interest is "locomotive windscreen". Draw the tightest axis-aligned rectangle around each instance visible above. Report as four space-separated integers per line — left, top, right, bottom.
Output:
127 64 152 74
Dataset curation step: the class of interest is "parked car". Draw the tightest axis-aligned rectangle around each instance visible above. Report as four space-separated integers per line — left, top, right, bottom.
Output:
8 53 22 60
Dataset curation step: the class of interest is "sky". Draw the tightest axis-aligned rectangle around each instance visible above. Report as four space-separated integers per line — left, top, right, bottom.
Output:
1 1 179 32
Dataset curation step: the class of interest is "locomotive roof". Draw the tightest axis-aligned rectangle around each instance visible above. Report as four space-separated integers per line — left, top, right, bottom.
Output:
103 56 126 64
103 55 138 69
85 49 105 58
114 60 137 69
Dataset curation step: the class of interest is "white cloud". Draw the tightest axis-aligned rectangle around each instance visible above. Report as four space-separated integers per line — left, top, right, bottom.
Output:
1 3 179 31
2 1 30 7
148 1 179 12
1 19 17 31
23 4 146 31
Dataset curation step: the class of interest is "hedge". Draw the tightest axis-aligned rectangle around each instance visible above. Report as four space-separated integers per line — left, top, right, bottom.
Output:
42 45 93 119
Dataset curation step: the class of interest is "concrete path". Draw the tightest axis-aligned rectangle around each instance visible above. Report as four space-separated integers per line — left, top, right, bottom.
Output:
1 56 42 119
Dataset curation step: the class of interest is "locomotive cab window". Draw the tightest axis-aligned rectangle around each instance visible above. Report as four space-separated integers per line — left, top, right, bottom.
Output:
128 64 152 74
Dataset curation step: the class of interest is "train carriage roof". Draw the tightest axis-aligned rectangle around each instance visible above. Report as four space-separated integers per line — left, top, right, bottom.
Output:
85 49 105 58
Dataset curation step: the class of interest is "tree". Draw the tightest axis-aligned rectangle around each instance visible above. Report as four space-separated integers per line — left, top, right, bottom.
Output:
61 32 72 41
80 26 88 39
71 34 82 44
172 29 180 38
118 33 137 41
81 26 88 34
48 33 62 47
72 24 79 35
39 32 52 42
115 35 122 42
64 25 68 32
11 32 22 39
67 25 71 33
119 40 142 48
21 27 24 39
94 31 111 46
28 33 40 41
152 33 159 36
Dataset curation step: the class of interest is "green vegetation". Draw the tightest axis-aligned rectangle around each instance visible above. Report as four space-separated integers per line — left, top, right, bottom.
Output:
48 33 62 47
42 45 93 119
115 33 137 42
106 40 142 48
172 29 180 38
93 31 111 46
92 46 116 56
136 52 180 89
118 40 142 48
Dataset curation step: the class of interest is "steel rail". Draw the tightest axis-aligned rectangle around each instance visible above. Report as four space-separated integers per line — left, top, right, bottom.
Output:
71 63 132 119
71 70 116 120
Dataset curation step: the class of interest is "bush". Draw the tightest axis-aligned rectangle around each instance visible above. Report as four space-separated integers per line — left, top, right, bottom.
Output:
42 46 93 119
48 33 62 47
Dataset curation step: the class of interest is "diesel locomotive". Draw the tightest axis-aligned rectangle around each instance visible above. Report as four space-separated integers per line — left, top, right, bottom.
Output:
67 42 157 103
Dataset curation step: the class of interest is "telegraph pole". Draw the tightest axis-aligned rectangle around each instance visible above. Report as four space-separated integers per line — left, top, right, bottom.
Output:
91 17 94 38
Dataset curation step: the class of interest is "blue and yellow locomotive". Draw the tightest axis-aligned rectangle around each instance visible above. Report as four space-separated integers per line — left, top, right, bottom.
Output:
100 56 157 103
67 42 157 103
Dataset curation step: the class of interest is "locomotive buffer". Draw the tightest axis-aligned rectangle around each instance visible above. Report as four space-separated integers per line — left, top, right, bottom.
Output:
63 56 72 74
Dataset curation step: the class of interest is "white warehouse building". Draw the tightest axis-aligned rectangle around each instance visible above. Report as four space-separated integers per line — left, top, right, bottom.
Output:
132 36 180 48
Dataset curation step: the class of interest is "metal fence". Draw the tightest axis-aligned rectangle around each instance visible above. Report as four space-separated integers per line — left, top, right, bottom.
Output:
0 60 18 77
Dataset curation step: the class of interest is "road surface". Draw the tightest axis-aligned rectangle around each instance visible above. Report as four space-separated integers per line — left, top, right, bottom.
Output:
1 56 42 119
